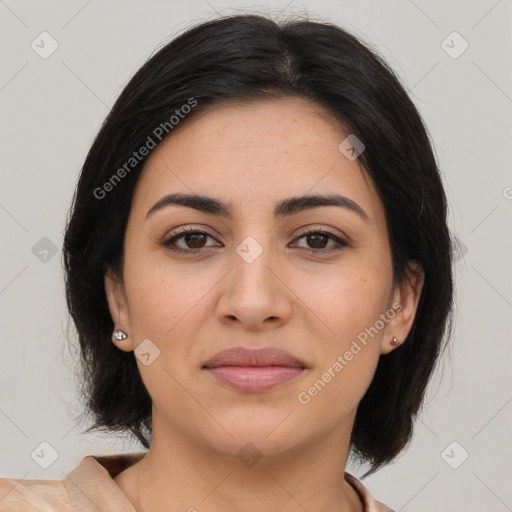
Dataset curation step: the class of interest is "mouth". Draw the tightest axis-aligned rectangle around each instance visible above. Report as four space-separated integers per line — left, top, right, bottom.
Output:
202 346 308 392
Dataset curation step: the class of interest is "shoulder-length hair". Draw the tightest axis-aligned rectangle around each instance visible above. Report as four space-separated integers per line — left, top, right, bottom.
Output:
63 13 454 475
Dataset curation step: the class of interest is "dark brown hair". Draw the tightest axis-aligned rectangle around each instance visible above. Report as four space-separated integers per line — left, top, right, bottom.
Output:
62 13 454 476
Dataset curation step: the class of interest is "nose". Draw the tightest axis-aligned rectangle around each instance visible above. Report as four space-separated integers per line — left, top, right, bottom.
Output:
216 240 293 332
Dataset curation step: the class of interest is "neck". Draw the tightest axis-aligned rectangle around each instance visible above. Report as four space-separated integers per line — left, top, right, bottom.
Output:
129 415 363 512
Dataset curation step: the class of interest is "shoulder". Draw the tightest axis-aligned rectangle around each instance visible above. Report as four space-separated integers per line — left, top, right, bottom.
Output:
345 472 395 512
0 451 145 511
0 476 70 511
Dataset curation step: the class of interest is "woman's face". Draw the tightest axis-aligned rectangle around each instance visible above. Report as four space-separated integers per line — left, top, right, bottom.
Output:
105 96 423 460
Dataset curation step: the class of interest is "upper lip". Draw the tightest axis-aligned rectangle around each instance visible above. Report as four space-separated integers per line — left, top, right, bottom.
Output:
202 347 307 369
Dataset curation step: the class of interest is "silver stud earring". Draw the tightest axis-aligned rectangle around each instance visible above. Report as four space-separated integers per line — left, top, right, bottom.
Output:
390 336 400 347
112 329 128 343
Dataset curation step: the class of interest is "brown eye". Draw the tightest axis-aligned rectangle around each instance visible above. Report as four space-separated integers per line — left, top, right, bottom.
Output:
162 226 348 255
305 233 329 249
162 228 220 254
291 228 348 254
183 232 207 249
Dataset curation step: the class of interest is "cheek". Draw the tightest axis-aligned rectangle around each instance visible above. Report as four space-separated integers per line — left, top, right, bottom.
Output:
292 258 390 398
122 257 211 397
296 260 391 341
296 350 379 428
123 251 228 367
128 266 207 338
294 272 386 418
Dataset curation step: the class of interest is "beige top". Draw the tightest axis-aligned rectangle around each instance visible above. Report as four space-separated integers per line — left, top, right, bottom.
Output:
0 452 394 511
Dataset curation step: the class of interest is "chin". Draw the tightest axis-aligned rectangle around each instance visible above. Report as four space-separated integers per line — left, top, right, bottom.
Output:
206 429 303 464
198 407 305 455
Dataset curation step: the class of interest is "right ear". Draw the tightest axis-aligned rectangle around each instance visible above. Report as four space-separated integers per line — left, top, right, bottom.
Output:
104 268 135 352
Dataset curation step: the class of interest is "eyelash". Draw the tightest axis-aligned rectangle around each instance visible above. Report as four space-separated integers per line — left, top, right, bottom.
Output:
161 226 348 255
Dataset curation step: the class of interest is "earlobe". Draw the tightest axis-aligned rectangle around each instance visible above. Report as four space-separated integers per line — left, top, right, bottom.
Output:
390 336 400 347
381 261 425 355
104 269 134 352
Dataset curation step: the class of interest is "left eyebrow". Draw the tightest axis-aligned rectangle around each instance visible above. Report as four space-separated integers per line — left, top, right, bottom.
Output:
145 192 370 223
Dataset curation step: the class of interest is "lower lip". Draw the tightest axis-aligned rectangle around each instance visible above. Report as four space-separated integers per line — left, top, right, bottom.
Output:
205 366 305 392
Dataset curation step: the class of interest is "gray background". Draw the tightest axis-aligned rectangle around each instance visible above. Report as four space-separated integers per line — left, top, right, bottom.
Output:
0 1 511 511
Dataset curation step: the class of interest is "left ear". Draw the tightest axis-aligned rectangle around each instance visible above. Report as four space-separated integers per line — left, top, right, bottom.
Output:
381 261 425 355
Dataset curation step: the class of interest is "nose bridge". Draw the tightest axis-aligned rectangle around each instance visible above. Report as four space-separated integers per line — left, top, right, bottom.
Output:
230 208 277 273
216 227 291 328
232 230 277 294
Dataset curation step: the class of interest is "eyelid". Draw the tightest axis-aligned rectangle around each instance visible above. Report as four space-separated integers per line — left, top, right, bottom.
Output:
294 224 347 240
161 224 349 254
291 225 349 252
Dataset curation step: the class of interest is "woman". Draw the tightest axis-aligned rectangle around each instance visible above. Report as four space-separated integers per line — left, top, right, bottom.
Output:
0 13 453 512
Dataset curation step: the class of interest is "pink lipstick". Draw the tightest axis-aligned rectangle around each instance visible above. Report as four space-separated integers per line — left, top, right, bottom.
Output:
202 346 307 392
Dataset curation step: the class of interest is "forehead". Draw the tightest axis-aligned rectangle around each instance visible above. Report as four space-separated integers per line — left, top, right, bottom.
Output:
131 97 383 226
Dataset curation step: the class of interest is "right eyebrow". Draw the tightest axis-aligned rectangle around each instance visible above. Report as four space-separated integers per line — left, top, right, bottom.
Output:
145 192 370 223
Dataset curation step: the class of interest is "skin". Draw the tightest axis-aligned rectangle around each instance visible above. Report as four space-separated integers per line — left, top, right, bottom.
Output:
105 96 424 512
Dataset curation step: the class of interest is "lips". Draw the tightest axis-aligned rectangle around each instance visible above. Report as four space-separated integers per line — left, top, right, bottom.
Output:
202 347 307 392
202 346 307 369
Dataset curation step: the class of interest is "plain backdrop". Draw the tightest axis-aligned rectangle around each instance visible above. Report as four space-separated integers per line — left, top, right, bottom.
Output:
0 1 511 511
